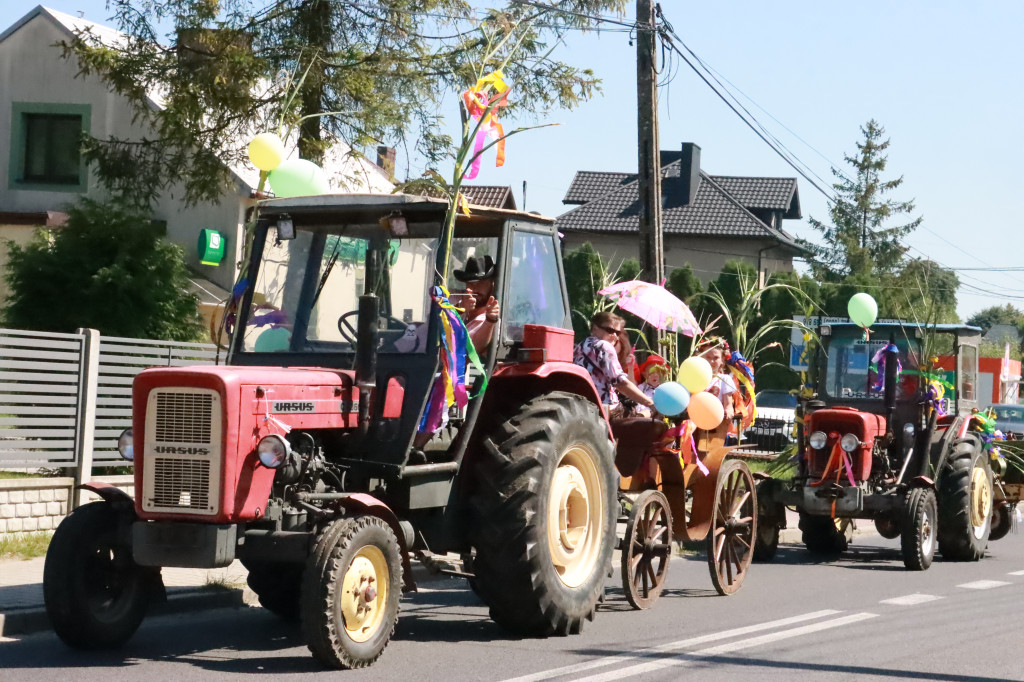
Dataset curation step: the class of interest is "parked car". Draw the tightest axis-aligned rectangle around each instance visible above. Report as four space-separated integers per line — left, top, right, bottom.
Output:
989 403 1024 439
744 389 797 451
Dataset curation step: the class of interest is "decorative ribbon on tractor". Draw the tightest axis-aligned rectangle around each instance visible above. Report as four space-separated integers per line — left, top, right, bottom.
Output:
663 420 709 476
726 350 757 424
810 440 857 517
418 286 487 434
869 343 901 392
904 369 954 417
462 70 510 180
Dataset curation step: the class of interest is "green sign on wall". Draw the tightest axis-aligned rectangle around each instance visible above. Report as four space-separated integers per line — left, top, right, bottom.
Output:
197 229 226 265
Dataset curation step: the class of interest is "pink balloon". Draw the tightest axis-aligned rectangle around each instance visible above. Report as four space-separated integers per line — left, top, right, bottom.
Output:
688 391 724 430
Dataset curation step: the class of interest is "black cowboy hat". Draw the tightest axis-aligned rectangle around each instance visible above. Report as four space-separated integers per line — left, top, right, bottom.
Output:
453 255 496 282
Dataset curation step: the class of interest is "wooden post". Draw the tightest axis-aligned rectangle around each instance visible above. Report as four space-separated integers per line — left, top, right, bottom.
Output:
636 0 664 287
72 328 99 509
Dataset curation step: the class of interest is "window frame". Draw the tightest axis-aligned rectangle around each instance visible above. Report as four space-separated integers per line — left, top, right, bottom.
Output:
9 102 91 193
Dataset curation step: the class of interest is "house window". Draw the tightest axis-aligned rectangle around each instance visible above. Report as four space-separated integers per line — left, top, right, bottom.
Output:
9 102 90 192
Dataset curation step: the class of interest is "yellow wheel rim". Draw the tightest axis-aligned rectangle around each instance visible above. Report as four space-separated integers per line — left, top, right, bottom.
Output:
547 443 605 588
970 465 992 538
340 545 388 643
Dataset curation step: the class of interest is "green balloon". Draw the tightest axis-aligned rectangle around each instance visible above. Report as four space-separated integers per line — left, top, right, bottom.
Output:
267 158 330 198
848 292 878 328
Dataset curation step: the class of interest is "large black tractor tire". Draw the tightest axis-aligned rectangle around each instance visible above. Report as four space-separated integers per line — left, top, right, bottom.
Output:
937 436 992 561
44 501 158 649
243 559 304 619
470 392 617 636
989 504 1013 542
301 515 403 669
900 487 937 571
753 479 783 563
799 512 851 554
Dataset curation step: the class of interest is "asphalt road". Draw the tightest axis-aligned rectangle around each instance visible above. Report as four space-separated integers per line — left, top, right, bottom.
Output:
4 531 1024 681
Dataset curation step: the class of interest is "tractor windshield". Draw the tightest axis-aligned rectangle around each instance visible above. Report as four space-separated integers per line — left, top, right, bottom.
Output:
241 223 439 354
823 333 924 400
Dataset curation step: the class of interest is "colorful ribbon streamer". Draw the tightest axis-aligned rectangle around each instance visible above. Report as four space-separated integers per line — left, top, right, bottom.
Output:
418 286 487 434
869 343 901 392
462 70 510 180
663 420 709 476
726 350 757 423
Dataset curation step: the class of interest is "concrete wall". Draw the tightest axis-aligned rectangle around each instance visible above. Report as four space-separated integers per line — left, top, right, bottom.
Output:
0 475 135 535
562 232 795 284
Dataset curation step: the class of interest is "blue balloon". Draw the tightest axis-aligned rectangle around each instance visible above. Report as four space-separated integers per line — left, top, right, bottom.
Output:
653 381 690 417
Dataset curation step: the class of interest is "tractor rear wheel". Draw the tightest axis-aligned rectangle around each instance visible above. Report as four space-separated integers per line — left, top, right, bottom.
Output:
753 479 784 562
799 513 851 554
937 436 992 561
470 392 616 636
44 502 157 649
900 487 937 570
989 504 1012 542
242 559 303 619
301 515 402 669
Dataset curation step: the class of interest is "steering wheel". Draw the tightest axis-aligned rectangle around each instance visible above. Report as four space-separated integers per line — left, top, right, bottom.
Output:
337 310 409 344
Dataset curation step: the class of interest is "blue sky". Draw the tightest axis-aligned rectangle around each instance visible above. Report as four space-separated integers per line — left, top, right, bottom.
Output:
5 1 1023 321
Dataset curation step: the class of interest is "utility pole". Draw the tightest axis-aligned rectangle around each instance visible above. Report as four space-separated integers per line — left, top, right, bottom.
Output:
636 0 664 287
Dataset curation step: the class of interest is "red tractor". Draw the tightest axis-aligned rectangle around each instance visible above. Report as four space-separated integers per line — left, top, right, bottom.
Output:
43 194 620 668
755 321 996 570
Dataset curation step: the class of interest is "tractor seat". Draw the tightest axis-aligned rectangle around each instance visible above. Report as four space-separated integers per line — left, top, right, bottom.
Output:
611 417 668 478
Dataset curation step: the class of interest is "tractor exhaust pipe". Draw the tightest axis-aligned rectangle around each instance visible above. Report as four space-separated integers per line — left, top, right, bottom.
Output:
883 333 898 436
355 293 379 433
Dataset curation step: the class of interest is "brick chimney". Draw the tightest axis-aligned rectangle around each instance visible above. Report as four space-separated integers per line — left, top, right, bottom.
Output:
376 146 396 178
680 142 701 205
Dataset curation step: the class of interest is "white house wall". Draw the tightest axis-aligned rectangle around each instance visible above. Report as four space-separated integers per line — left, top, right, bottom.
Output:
561 232 794 284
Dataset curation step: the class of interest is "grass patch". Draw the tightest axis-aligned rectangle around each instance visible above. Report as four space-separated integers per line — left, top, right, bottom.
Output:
0 531 53 560
203 573 247 591
0 470 53 480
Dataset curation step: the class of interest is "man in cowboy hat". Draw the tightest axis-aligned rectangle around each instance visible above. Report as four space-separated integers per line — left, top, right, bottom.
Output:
454 254 501 350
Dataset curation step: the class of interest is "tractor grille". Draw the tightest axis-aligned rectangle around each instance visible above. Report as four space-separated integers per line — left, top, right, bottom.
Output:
150 457 212 510
142 388 222 516
153 392 214 444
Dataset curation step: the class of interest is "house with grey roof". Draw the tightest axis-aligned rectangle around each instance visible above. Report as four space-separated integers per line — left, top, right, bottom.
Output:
557 142 804 283
0 5 393 317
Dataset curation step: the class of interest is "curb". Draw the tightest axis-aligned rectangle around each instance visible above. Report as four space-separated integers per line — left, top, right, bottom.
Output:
0 563 450 639
0 587 247 639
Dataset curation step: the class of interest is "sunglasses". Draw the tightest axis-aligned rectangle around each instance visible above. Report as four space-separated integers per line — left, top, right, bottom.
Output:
598 325 625 337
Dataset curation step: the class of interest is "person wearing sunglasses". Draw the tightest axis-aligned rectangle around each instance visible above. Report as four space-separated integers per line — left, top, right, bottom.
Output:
574 311 655 419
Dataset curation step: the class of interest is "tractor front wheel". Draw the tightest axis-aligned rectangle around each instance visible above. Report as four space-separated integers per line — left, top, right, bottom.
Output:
938 436 992 561
900 487 937 570
470 392 616 636
301 516 402 669
799 513 852 554
989 504 1013 542
44 501 157 649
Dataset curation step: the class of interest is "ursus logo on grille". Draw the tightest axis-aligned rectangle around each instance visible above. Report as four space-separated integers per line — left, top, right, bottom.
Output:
152 446 210 455
274 401 315 413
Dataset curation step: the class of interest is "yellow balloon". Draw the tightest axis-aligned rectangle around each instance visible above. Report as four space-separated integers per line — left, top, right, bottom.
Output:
677 356 713 393
248 133 285 172
688 391 724 430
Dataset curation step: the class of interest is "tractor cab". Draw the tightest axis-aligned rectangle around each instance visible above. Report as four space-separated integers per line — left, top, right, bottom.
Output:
228 194 572 475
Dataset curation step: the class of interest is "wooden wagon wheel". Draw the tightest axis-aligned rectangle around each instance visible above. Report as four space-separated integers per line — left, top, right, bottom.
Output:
707 459 757 596
620 489 673 609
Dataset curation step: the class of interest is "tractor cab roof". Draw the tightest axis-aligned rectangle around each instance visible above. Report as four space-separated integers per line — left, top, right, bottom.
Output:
257 193 556 228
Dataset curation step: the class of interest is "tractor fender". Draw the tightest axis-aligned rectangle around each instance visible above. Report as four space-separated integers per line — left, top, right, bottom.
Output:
487 363 612 438
336 493 416 593
78 481 135 507
908 475 934 489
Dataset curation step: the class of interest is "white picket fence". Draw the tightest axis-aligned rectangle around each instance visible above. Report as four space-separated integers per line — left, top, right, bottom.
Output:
0 328 219 481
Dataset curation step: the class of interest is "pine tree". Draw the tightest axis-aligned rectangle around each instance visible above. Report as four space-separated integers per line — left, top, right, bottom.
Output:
803 120 922 281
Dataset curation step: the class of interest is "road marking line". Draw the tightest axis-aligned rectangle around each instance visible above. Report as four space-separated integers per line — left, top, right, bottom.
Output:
879 593 942 606
1007 570 1024 576
578 612 879 681
958 580 1012 590
501 610 843 682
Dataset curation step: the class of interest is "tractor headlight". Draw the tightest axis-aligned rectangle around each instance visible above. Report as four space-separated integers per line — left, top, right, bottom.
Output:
809 431 828 449
257 434 290 468
117 428 134 461
840 433 860 452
